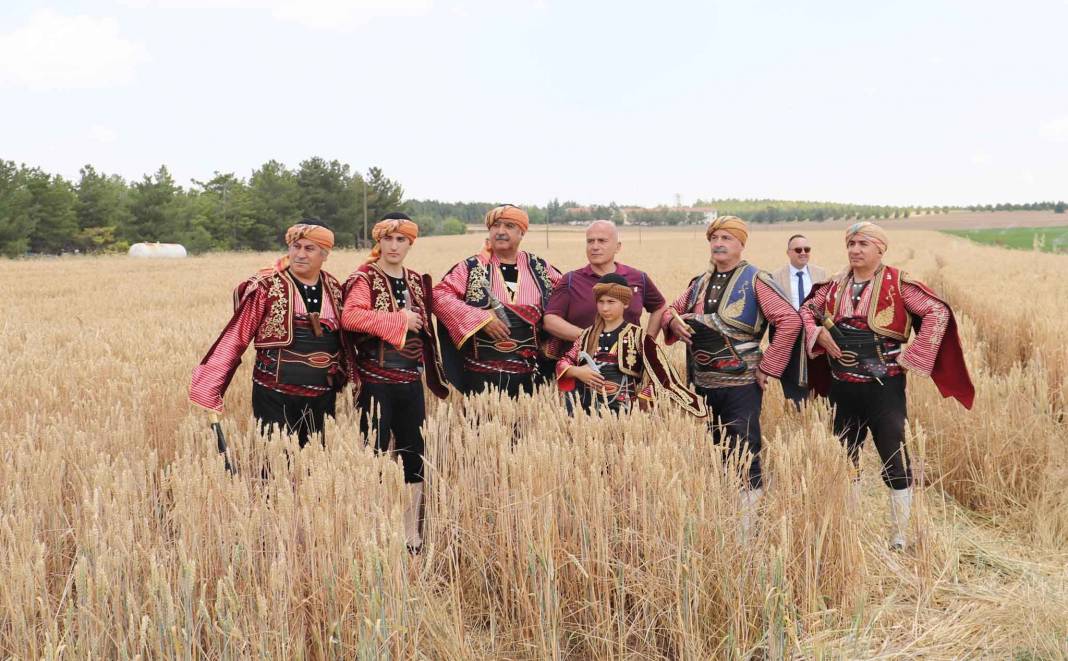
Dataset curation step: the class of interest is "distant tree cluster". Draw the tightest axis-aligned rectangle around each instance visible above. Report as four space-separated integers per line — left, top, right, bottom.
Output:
966 201 1066 214
0 158 407 257
692 199 954 223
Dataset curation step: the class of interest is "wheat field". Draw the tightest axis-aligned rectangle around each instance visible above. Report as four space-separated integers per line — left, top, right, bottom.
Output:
1 227 1066 659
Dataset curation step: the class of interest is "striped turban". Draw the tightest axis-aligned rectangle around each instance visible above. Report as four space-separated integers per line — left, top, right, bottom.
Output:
275 222 335 271
484 205 530 232
368 213 419 263
845 221 889 253
592 272 633 306
481 204 530 258
705 215 749 245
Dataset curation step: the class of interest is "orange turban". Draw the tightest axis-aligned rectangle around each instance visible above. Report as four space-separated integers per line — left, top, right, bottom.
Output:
845 221 889 253
480 205 530 258
368 217 419 263
484 205 530 232
274 223 335 272
705 215 748 245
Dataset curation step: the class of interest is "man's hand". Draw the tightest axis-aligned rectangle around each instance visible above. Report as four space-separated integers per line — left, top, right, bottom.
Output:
815 327 843 359
484 318 511 341
568 365 606 391
403 308 423 332
755 370 770 390
669 314 694 346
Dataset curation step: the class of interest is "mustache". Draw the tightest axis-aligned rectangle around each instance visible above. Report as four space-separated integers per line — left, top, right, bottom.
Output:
494 234 510 241
711 247 730 254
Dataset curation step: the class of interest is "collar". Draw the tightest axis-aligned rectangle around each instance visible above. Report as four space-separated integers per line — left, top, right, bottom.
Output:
791 265 809 276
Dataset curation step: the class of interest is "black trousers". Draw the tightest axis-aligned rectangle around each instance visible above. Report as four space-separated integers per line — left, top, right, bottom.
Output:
462 370 535 398
780 378 810 409
252 383 336 448
699 382 764 489
357 381 426 483
830 374 911 489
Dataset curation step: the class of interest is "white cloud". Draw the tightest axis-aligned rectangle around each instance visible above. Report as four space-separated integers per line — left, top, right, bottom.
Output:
0 10 148 90
271 0 433 30
88 125 118 144
1039 115 1068 144
971 152 992 166
120 0 434 30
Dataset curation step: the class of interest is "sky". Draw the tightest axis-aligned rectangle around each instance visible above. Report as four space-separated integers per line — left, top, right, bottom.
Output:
2 0 1067 207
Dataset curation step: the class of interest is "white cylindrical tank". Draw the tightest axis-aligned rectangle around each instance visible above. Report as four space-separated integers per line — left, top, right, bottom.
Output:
128 242 188 258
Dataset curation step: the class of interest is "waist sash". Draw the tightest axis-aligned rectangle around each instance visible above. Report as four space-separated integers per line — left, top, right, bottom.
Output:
687 315 759 375
471 307 537 362
828 323 899 378
277 325 341 387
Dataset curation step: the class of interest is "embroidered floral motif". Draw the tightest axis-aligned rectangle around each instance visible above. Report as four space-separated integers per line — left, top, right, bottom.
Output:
324 276 343 312
528 255 553 301
370 272 391 311
623 329 639 372
721 281 748 319
408 273 425 309
873 284 896 329
927 302 949 348
261 275 288 339
466 261 491 305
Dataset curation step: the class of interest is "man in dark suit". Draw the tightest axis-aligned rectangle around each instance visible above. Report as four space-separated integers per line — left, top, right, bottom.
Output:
772 234 827 407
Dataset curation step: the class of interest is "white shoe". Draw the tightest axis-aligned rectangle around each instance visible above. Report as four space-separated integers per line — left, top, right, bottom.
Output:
888 487 912 550
739 487 763 542
848 479 862 511
404 483 424 553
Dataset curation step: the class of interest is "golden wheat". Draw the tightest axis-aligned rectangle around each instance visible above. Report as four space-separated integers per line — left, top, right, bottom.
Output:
0 227 1065 659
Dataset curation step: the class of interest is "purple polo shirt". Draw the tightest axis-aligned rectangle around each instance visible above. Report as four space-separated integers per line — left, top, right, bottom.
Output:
545 262 666 329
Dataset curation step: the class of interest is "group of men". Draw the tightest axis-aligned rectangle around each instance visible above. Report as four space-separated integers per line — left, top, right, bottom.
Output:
190 206 974 551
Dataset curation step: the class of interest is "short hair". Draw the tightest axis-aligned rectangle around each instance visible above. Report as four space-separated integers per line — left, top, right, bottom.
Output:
380 211 412 221
787 234 807 247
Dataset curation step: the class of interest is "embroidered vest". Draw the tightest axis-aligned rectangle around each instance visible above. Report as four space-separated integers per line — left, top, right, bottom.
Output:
685 263 766 337
235 269 344 349
462 253 553 361
824 265 912 342
351 264 429 368
462 252 555 309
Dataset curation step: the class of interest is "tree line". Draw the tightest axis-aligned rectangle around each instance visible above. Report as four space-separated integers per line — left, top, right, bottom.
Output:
0 158 417 257
3 157 1065 258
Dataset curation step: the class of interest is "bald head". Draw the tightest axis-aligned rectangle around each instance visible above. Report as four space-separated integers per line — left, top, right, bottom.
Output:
586 219 621 270
587 219 619 241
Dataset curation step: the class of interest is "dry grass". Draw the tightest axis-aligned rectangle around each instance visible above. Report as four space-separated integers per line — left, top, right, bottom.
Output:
1 228 1065 659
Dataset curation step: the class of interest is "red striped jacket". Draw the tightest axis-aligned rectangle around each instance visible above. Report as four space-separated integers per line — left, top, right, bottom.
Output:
190 268 350 413
432 251 561 350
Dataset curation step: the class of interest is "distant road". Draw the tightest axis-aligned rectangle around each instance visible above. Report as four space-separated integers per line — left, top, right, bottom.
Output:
769 210 1067 231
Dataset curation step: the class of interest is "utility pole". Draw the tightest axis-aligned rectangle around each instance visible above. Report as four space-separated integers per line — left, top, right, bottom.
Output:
362 176 368 246
545 203 549 249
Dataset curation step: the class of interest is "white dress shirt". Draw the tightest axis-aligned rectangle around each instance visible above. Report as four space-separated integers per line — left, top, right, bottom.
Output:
788 265 812 310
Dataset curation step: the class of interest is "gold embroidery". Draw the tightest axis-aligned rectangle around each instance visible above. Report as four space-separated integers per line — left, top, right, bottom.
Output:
370 273 391 311
873 284 896 329
466 262 490 304
529 255 553 299
323 276 343 313
721 281 748 319
928 302 949 348
623 327 639 372
261 276 288 339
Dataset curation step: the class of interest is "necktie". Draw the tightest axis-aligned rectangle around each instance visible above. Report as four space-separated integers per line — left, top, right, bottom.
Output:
796 270 806 308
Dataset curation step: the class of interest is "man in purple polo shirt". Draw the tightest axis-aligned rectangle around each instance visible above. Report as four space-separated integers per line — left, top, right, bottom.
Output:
544 220 667 345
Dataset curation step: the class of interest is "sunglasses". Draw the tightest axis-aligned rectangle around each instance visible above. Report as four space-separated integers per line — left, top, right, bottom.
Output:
792 247 811 254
